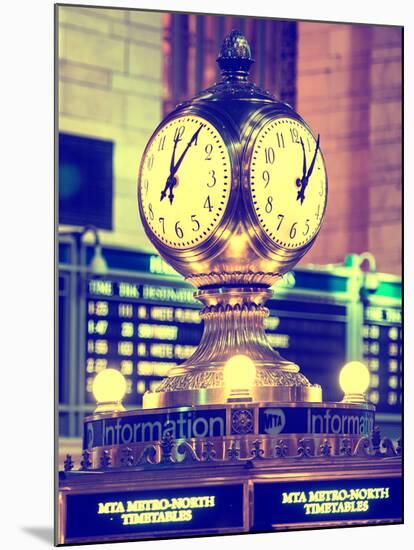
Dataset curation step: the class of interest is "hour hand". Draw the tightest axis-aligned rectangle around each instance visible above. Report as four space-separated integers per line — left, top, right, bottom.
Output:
160 175 175 201
300 137 307 179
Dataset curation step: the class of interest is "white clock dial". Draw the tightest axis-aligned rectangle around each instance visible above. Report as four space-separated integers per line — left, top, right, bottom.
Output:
249 117 327 249
139 115 231 249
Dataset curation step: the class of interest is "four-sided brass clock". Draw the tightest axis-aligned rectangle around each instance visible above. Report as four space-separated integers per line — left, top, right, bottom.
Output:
137 30 328 407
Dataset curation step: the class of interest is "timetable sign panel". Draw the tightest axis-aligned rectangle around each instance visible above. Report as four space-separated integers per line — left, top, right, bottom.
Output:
363 305 402 413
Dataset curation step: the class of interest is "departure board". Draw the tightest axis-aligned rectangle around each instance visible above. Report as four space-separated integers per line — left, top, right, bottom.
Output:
85 278 202 405
85 277 347 406
363 304 402 414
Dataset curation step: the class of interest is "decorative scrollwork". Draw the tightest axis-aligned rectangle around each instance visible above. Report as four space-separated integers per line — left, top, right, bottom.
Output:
353 437 371 457
297 439 313 458
64 454 74 472
251 439 264 459
201 441 217 462
319 440 331 457
382 438 397 457
120 447 134 467
80 450 92 471
160 433 175 464
100 450 111 469
227 441 241 461
136 445 157 465
274 439 289 458
231 409 254 435
176 441 200 463
340 439 353 457
371 426 382 456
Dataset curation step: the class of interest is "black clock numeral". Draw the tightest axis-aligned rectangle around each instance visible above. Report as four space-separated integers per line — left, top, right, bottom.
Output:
289 222 297 239
174 125 185 142
158 135 166 151
290 128 300 144
262 170 271 188
319 181 324 196
207 169 216 188
276 214 284 230
276 132 285 148
191 215 200 232
148 203 154 220
303 219 310 236
265 196 273 214
147 154 154 170
264 147 275 164
175 221 184 239
205 144 213 160
143 179 149 194
204 196 213 212
159 217 165 233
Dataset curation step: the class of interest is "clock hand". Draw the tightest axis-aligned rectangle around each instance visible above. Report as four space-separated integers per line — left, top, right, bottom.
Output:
171 124 204 176
160 139 179 201
300 137 307 180
306 134 320 180
297 134 320 205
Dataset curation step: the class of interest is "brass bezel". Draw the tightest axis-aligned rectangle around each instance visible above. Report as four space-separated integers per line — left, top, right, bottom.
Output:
240 106 329 271
137 104 241 267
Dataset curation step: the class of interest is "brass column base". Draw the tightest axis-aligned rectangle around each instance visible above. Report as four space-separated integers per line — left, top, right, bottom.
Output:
143 287 322 409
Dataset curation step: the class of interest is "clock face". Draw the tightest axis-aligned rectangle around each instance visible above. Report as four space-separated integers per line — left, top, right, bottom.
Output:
249 117 327 249
139 115 232 249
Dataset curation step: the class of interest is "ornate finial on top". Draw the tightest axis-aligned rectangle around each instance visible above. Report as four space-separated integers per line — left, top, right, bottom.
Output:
217 29 254 80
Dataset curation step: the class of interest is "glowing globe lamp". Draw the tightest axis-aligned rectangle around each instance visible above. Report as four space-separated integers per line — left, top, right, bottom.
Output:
223 354 256 403
92 368 127 413
339 361 370 403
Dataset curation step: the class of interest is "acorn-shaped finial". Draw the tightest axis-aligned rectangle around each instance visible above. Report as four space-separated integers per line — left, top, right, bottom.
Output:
217 29 254 80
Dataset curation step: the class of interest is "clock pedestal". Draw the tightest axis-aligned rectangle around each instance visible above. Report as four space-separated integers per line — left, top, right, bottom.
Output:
144 286 321 408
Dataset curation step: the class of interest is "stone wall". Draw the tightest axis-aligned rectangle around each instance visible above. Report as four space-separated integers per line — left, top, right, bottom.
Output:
297 22 402 275
58 5 162 251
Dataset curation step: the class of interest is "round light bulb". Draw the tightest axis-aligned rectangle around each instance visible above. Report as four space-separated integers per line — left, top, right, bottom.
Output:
223 354 256 392
339 361 370 402
92 368 127 412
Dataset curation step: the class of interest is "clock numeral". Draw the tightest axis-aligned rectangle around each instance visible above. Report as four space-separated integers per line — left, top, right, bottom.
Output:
316 204 321 220
205 144 213 160
265 196 273 214
276 214 284 230
289 222 297 239
143 179 149 194
303 219 310 236
319 181 324 196
262 170 271 188
264 147 275 164
148 203 154 221
191 215 200 232
276 132 285 149
147 154 154 170
158 135 166 151
204 196 213 212
174 125 185 142
159 217 165 234
207 169 216 188
307 138 311 152
175 221 184 239
290 128 300 144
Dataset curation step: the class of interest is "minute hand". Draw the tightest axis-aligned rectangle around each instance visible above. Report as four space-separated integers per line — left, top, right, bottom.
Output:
171 124 204 176
297 134 320 204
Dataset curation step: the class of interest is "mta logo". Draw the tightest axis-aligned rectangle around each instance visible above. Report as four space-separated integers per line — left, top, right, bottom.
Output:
263 408 286 435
